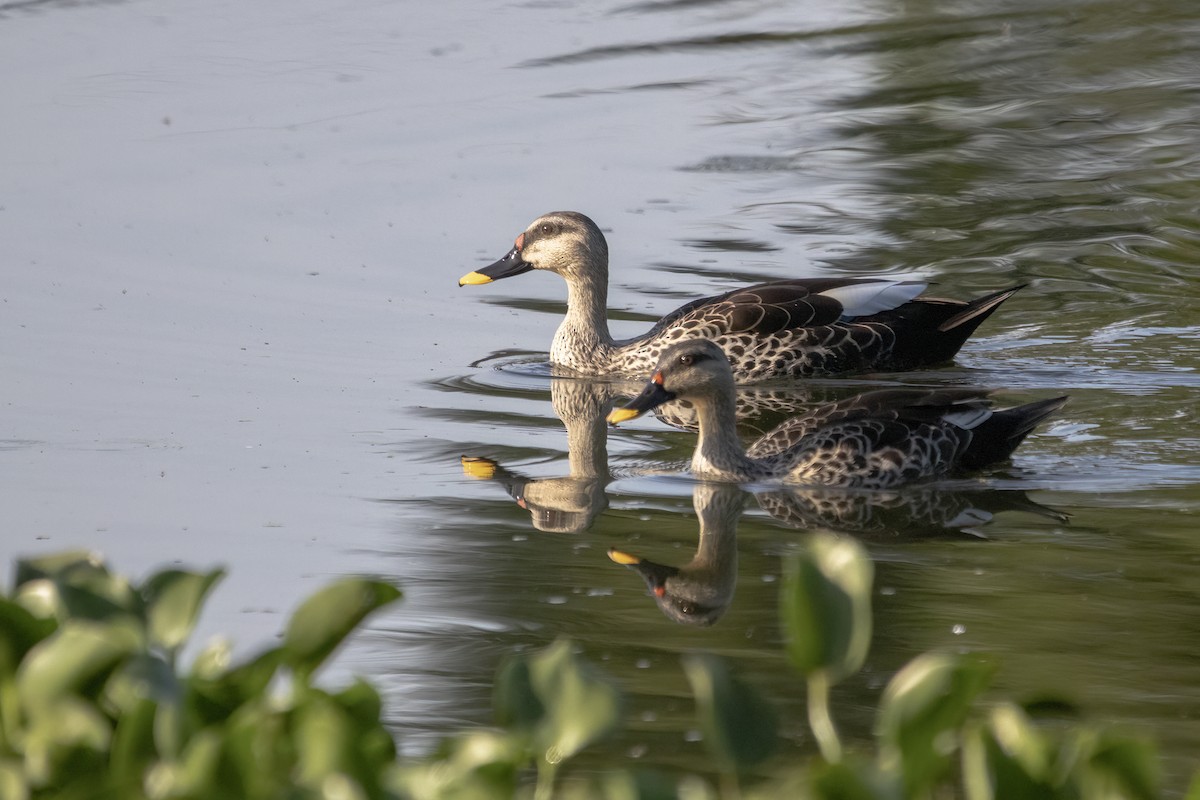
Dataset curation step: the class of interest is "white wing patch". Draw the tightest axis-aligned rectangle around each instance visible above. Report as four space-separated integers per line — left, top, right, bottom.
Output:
822 280 927 318
943 406 993 430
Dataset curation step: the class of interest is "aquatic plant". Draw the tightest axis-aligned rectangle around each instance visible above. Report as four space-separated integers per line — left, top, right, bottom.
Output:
0 545 1184 799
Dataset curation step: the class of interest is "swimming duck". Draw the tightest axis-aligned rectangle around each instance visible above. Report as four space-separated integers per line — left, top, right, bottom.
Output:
459 211 1022 382
606 340 1066 488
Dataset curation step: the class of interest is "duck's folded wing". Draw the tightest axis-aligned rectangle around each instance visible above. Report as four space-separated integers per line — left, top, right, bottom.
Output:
654 278 928 337
769 417 973 485
747 388 989 458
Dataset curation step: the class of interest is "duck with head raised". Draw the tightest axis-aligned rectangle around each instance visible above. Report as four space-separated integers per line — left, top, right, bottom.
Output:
606 340 1066 488
460 211 1023 382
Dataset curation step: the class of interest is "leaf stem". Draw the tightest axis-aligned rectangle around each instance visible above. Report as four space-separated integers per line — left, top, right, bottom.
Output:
534 756 558 800
807 670 842 763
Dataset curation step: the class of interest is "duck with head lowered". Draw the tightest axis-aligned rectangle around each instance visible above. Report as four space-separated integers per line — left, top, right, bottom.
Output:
459 211 1023 382
606 340 1066 489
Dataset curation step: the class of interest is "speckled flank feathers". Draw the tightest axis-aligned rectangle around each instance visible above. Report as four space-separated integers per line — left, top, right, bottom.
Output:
460 211 1022 382
607 340 1066 489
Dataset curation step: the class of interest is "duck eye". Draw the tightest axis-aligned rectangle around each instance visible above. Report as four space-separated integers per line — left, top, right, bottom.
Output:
678 354 693 366
539 222 555 236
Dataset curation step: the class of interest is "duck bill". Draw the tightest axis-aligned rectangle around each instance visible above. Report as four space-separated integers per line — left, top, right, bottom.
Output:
608 548 674 597
606 374 676 426
458 245 533 286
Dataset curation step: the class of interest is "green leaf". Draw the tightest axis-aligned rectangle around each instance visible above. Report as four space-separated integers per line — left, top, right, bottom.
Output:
104 653 185 760
496 639 621 768
0 759 27 800
556 769 684 800
493 655 545 736
876 652 994 796
224 699 290 798
682 654 777 775
294 691 358 788
141 567 225 654
15 553 142 626
17 619 143 714
529 639 622 763
108 695 159 794
282 579 402 679
390 730 521 799
22 697 111 788
962 706 1059 800
0 598 56 674
804 756 901 800
13 551 102 588
145 728 224 798
779 535 873 683
1078 729 1159 800
186 646 285 727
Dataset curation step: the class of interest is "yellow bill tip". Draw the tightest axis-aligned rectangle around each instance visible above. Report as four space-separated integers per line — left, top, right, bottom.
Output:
608 549 641 566
461 456 497 479
458 271 494 287
606 407 642 426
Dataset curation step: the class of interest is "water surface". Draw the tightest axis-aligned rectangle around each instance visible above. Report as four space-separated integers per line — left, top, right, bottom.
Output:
3 0 1199 792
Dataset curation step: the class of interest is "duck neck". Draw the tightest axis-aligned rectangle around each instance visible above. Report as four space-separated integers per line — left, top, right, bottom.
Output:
691 391 758 480
550 270 616 371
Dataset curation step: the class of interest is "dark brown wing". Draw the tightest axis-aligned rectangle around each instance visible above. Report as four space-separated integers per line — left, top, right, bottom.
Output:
643 278 882 339
747 388 991 458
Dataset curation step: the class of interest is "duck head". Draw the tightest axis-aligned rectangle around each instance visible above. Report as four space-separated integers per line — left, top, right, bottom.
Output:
607 340 735 425
459 211 608 286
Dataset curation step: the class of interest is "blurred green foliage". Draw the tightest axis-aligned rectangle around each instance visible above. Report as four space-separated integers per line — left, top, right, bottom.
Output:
0 539 1187 800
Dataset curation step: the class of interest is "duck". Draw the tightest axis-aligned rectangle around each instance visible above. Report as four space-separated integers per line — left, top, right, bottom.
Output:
605 340 1066 488
459 211 1022 382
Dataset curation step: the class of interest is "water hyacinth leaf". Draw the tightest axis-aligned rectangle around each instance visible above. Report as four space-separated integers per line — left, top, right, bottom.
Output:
332 680 396 768
876 652 995 795
803 757 901 800
282 579 402 678
494 655 545 735
225 700 291 798
22 697 111 787
779 535 872 683
525 639 621 762
682 654 778 775
148 728 224 798
16 577 137 627
108 695 159 792
390 730 521 799
294 692 357 788
104 653 182 713
556 770 683 800
141 567 225 654
962 708 1058 800
0 762 26 800
13 551 103 588
0 597 56 670
334 678 385 729
187 646 285 726
1080 730 1159 800
17 619 143 714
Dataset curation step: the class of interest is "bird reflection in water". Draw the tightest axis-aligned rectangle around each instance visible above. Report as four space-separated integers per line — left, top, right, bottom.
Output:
462 376 620 533
461 375 828 533
610 481 1068 626
609 482 744 627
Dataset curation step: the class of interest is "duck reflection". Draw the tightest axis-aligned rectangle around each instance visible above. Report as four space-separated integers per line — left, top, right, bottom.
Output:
461 375 828 533
753 484 1068 535
462 377 619 533
608 482 744 627
610 480 1067 626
